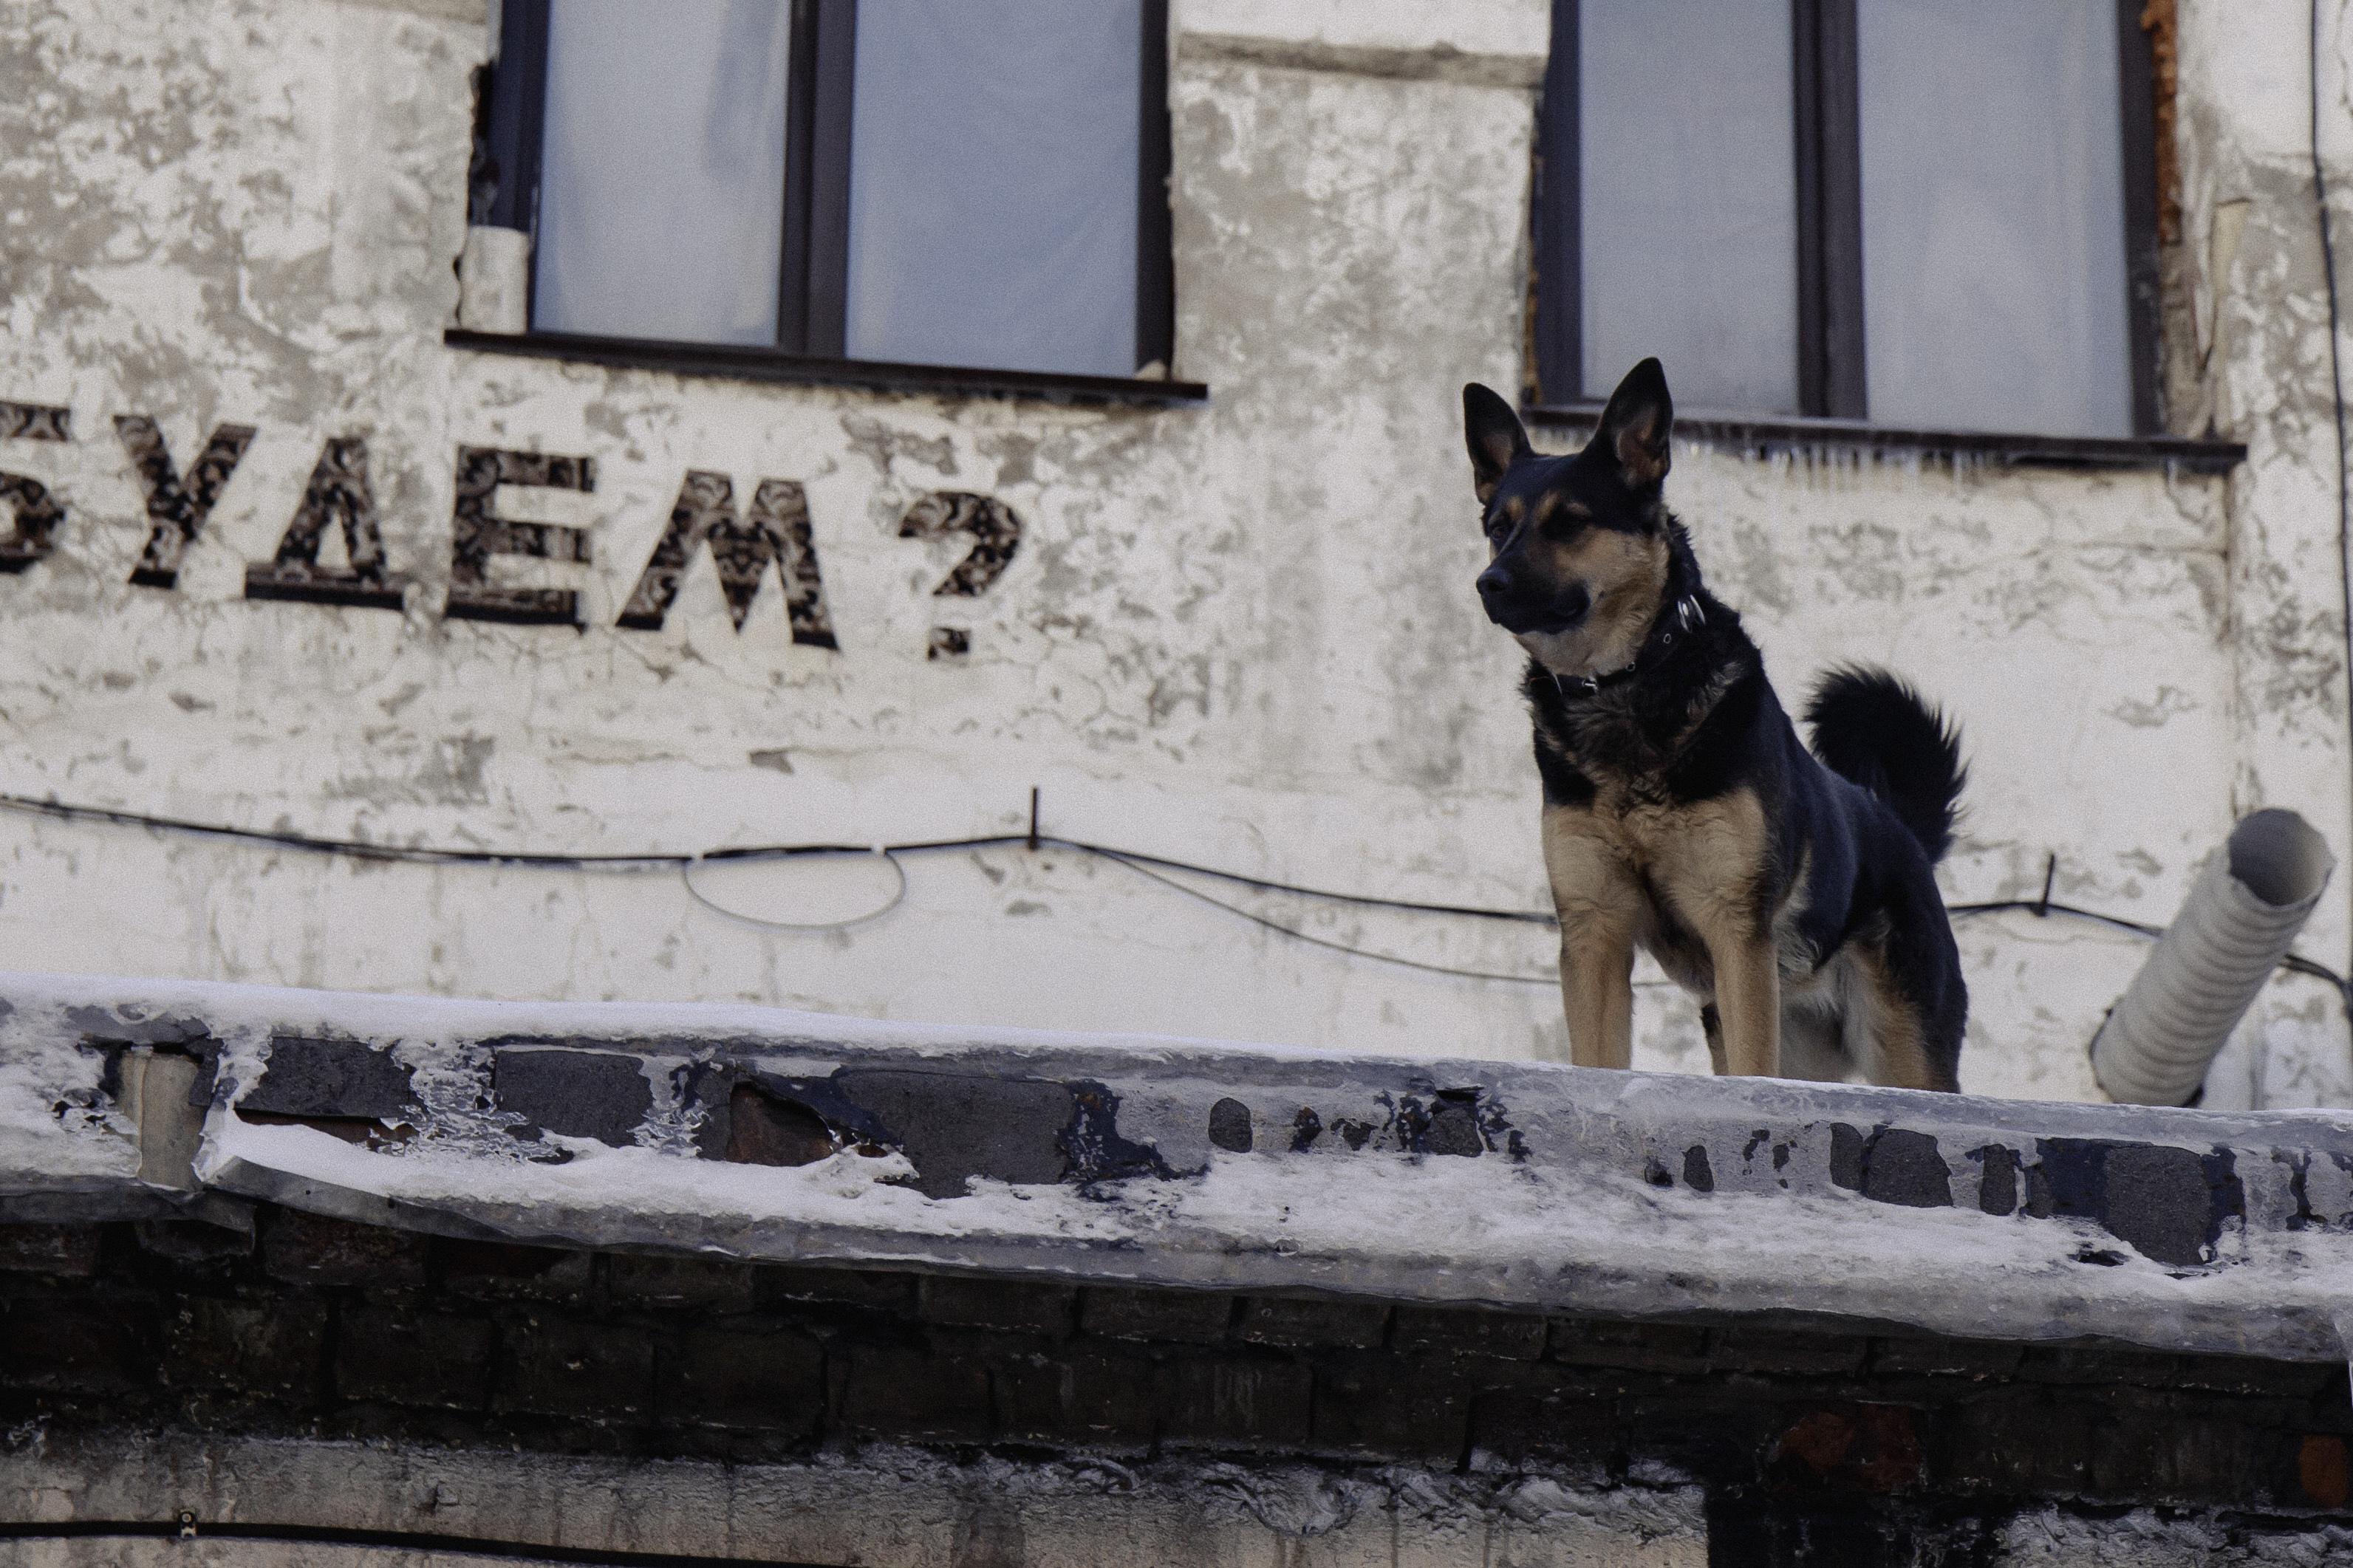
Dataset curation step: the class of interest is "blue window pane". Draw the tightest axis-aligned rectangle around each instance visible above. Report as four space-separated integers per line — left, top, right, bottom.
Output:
535 0 790 346
1857 0 2132 436
1580 0 1800 414
846 0 1141 376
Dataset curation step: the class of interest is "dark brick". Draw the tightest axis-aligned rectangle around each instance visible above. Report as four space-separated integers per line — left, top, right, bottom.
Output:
1237 1296 1388 1349
1 1298 159 1391
2029 1140 2238 1269
833 1069 1071 1199
1080 1285 1234 1344
0 1225 98 1276
1423 1093 1484 1157
759 1264 915 1312
2171 1353 2334 1398
838 1342 990 1442
1311 1353 1472 1463
262 1209 426 1289
1468 1366 1614 1465
498 1317 655 1421
1974 1144 2021 1215
609 1253 757 1311
1710 1327 1868 1377
1769 1405 1925 1494
2017 1345 2181 1386
918 1276 1074 1336
2299 1436 2352 1509
1157 1355 1313 1449
1393 1305 1545 1360
1618 1386 1779 1473
1548 1318 1710 1374
2098 1144 2228 1268
2089 1391 2264 1502
991 1344 1157 1451
1207 1097 1253 1153
1870 1336 2023 1380
1829 1123 1866 1189
1858 1129 1953 1208
437 1239 594 1301
492 1046 652 1147
1931 1390 2096 1496
164 1297 325 1400
245 1035 414 1119
726 1083 837 1167
335 1304 494 1411
664 1326 824 1434
134 1219 253 1264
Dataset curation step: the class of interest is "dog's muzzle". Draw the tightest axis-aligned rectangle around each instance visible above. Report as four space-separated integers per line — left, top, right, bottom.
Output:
1477 566 1591 635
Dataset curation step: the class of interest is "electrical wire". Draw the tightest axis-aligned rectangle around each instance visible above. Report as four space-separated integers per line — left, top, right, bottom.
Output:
679 848 908 931
0 793 1550 920
1082 843 1560 986
0 786 2345 1000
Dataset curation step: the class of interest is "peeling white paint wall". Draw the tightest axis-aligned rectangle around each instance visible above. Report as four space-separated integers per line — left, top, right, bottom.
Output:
0 0 2346 1106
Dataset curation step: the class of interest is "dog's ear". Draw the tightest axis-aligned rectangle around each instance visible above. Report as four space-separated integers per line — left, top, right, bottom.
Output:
1463 383 1531 504
1593 357 1673 490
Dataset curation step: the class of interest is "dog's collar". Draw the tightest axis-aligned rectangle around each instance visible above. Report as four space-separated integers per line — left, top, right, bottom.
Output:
1551 594 1704 699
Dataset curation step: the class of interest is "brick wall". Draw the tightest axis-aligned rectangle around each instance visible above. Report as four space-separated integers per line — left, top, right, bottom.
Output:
3 1208 2350 1562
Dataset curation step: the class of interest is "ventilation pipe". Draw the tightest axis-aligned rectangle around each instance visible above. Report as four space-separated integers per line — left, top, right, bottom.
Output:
2091 809 2335 1106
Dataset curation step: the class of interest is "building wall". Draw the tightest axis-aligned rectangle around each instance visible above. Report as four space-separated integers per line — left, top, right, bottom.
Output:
0 0 2347 1104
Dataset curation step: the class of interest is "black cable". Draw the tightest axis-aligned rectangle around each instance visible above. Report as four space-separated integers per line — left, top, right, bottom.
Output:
1 788 2346 999
1950 897 2352 1004
2317 0 2353 1004
0 788 1561 983
0 792 1551 922
1079 842 1560 986
0 792 691 869
1036 840 1557 925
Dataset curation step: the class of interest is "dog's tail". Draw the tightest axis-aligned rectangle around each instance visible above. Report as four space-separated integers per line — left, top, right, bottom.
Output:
1805 666 1965 864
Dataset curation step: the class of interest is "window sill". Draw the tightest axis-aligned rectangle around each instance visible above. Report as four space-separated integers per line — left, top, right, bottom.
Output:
443 329 1211 408
1522 403 2247 475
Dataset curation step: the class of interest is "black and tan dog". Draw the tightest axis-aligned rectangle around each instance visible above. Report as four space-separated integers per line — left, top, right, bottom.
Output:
1462 358 1967 1090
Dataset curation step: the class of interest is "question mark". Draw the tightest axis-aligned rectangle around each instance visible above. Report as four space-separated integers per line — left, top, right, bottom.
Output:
897 490 1022 658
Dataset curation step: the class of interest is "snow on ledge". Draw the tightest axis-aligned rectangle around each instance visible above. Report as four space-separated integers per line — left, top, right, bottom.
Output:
4 969 2353 1361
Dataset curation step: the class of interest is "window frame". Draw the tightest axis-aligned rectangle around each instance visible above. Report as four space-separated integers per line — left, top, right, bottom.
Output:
478 0 1181 389
1531 0 2163 437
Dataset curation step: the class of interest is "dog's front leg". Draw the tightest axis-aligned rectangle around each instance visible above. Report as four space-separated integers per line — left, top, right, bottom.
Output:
1543 809 1638 1069
1707 931 1781 1078
1556 918 1635 1069
1653 790 1780 1078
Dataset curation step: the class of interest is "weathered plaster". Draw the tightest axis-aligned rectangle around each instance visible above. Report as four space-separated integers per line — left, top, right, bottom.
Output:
2171 1 2353 1111
1 1430 1708 1568
0 0 2346 1106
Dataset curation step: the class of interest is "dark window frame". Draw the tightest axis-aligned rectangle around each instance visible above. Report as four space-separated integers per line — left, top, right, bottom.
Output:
1532 0 2163 437
476 0 1186 397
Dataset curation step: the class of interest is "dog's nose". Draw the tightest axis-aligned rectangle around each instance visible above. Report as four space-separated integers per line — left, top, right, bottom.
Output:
1475 564 1513 601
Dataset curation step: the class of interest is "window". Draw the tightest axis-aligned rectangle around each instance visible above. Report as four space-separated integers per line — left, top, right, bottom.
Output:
1534 0 2159 438
482 0 1174 381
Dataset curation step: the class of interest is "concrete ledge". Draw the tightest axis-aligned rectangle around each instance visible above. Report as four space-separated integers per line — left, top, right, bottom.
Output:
6 971 2353 1360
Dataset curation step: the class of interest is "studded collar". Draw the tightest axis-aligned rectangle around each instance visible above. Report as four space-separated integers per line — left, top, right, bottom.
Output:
1552 593 1704 699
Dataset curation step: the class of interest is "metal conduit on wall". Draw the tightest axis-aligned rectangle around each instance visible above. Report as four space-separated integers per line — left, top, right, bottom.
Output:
2091 809 2335 1106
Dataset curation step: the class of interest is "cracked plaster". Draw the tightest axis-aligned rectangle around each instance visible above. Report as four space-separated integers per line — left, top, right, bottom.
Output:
0 1 2344 1108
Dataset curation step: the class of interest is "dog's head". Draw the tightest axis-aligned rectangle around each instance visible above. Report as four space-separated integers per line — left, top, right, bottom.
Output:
1461 358 1674 677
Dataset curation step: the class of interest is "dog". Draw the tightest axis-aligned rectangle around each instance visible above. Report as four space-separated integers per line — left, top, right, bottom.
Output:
1461 357 1968 1091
